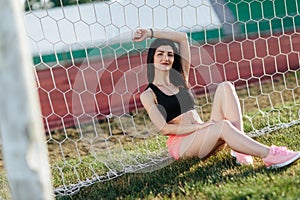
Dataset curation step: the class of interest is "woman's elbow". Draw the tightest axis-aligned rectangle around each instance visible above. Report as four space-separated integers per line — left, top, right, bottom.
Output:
179 33 188 42
160 124 172 136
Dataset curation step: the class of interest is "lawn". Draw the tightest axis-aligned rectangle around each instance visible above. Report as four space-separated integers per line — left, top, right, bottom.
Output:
56 125 300 200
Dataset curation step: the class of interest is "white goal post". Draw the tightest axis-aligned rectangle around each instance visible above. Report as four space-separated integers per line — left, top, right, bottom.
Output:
0 0 53 199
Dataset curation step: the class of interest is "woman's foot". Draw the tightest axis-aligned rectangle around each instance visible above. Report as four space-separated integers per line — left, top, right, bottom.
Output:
231 150 254 165
263 145 300 169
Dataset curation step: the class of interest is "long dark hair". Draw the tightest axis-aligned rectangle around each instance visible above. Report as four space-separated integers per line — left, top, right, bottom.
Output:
146 38 188 88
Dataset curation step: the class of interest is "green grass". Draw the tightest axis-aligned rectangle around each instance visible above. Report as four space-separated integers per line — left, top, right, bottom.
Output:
0 171 11 200
56 126 300 200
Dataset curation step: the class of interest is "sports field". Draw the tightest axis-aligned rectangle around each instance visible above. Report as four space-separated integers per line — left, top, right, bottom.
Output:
53 66 300 199
1 66 299 200
0 30 299 200
1 30 300 199
0 0 300 199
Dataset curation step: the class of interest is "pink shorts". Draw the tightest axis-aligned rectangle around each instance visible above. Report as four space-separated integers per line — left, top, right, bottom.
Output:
167 134 188 160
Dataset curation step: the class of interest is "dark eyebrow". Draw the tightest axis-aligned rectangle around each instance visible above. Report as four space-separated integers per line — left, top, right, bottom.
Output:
156 50 174 54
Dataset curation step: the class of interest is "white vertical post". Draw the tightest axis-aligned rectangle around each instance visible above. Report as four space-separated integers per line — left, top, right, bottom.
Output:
0 1 53 200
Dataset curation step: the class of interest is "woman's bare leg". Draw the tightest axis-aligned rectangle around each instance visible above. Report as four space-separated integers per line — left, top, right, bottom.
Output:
180 120 269 159
179 82 269 158
210 81 243 131
209 82 254 160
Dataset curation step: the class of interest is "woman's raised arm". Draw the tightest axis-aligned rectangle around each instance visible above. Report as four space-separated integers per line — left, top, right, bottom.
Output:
133 28 191 84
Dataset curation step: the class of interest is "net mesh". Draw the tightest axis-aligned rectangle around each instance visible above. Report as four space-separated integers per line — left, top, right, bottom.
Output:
4 0 300 196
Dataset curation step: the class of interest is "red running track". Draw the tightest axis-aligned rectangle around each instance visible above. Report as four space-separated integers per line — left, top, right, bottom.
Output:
36 32 300 131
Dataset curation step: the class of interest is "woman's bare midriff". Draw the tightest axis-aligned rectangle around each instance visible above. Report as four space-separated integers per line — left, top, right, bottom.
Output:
168 109 203 125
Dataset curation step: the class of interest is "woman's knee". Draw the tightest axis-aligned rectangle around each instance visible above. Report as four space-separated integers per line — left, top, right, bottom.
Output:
218 81 235 93
215 119 234 131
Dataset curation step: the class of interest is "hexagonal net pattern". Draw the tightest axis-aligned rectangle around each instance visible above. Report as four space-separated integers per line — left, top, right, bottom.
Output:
20 0 300 196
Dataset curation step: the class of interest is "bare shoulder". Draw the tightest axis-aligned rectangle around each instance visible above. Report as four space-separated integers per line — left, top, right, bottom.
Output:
140 88 154 101
140 88 156 106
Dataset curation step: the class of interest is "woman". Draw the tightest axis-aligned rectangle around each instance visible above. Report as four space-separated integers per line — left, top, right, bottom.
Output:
133 28 300 168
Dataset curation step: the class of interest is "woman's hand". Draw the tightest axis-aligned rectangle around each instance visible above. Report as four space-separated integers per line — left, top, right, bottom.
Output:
132 28 150 42
196 120 215 130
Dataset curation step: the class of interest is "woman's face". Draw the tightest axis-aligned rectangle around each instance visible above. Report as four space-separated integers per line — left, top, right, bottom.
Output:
153 45 174 71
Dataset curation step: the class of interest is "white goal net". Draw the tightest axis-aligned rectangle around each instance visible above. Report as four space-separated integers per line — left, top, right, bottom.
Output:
1 0 300 197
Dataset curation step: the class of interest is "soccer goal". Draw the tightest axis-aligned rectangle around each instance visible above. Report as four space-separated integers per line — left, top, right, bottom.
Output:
0 0 53 199
2 0 299 197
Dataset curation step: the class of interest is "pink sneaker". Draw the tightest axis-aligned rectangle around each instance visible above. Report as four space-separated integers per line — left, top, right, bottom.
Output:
231 150 253 165
263 145 300 169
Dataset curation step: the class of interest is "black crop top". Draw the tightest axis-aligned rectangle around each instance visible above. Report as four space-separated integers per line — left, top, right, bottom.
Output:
148 83 195 122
